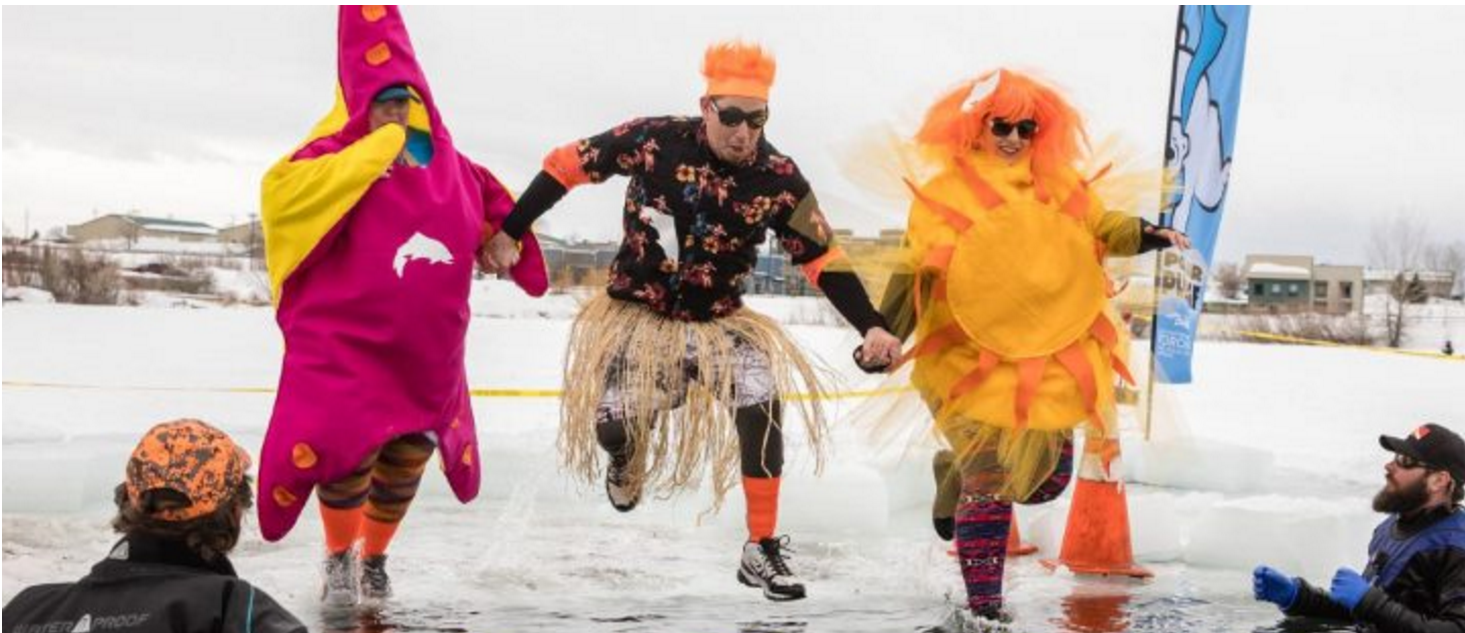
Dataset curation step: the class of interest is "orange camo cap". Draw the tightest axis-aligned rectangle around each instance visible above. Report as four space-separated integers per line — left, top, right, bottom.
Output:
124 419 252 522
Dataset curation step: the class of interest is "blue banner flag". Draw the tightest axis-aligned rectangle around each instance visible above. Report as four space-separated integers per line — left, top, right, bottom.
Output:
1152 5 1250 384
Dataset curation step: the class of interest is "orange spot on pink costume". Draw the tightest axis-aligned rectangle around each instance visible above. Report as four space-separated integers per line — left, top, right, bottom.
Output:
365 42 392 66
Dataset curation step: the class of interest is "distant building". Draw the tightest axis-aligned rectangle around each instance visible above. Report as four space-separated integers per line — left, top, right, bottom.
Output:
1242 254 1364 315
1244 255 1313 311
749 240 813 296
67 214 217 244
535 228 906 297
218 220 264 259
746 228 902 298
537 235 618 290
1313 264 1364 314
218 220 261 246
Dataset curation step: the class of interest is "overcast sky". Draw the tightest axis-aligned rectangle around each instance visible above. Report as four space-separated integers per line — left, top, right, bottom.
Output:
4 6 1463 266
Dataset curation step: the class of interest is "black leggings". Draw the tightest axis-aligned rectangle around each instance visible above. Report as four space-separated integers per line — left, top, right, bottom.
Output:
596 400 783 478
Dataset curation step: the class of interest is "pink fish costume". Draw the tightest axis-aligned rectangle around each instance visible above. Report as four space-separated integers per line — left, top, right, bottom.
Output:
257 5 547 545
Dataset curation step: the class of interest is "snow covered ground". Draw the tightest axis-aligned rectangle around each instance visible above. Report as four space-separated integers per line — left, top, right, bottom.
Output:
4 280 1463 632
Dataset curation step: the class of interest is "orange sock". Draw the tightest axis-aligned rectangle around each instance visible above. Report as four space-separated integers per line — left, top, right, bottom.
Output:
319 504 363 555
361 515 402 558
743 476 781 542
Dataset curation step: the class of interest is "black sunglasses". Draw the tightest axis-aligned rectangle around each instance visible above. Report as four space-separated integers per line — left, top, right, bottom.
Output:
710 99 769 130
1394 453 1435 470
990 118 1039 140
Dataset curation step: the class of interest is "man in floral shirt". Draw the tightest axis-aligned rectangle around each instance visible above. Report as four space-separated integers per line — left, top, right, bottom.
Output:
481 41 900 601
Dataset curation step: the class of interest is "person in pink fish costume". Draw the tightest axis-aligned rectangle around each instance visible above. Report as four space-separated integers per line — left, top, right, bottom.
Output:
257 5 547 606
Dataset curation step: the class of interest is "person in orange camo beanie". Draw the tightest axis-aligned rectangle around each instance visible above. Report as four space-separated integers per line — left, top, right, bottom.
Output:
2 419 306 633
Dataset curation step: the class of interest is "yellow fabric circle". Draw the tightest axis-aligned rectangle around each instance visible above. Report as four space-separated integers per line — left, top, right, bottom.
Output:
945 196 1108 359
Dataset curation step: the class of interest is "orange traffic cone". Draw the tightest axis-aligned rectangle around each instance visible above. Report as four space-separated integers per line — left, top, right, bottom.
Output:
1007 515 1037 556
1041 438 1151 578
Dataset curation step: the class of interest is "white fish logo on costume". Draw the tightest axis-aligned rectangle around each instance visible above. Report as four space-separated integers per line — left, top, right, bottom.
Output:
393 232 454 278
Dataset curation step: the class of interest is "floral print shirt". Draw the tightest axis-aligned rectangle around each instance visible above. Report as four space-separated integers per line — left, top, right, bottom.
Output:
569 116 835 321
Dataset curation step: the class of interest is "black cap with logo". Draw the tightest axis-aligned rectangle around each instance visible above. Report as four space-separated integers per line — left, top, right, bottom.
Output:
1380 423 1465 483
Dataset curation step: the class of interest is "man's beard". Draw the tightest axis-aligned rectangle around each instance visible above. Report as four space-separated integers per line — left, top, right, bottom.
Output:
1373 476 1431 514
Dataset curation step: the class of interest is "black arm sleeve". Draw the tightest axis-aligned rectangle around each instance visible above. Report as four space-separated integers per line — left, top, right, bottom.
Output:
1137 218 1176 255
500 171 568 240
1284 578 1354 621
1353 548 1465 633
877 269 945 344
1354 588 1465 633
879 272 917 343
817 270 887 337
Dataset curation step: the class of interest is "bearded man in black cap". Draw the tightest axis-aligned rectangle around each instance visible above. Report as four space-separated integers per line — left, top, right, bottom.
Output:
1252 422 1465 632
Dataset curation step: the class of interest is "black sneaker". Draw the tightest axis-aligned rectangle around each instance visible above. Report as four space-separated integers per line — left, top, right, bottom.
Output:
605 455 641 512
360 554 392 602
933 449 959 541
321 550 357 607
737 535 807 601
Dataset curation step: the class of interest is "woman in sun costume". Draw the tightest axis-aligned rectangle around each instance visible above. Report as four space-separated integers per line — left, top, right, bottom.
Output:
881 69 1188 621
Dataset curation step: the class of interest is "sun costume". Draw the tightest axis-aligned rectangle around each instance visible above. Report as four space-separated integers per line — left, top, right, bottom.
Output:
256 5 546 602
492 41 890 601
880 69 1179 620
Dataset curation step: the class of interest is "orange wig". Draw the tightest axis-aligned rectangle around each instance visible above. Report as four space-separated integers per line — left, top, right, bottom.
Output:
702 40 776 101
916 69 1088 194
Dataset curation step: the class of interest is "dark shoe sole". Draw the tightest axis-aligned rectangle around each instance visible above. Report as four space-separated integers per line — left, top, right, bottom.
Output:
737 567 806 601
607 480 639 512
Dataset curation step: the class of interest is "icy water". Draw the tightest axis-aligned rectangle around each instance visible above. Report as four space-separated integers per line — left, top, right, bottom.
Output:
2 398 1371 633
0 416 1368 633
301 568 1339 633
297 568 1355 633
4 485 1348 633
10 304 1446 632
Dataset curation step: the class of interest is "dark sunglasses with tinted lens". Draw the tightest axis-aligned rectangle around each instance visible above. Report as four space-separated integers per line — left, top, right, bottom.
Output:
711 100 769 130
1394 453 1433 470
990 118 1039 140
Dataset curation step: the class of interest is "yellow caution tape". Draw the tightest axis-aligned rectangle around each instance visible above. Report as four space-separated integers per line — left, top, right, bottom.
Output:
468 387 562 399
1099 314 1457 362
3 381 917 400
1235 330 1464 361
0 381 276 394
788 386 918 401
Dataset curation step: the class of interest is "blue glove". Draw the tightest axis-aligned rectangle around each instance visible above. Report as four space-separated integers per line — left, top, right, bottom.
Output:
1253 565 1299 609
1329 567 1371 611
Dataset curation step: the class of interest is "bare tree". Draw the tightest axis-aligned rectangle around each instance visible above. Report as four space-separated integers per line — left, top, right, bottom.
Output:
1426 240 1465 299
1212 262 1244 300
38 246 121 305
1368 216 1429 347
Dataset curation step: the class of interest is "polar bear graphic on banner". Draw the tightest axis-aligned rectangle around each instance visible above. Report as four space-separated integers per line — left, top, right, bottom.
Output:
1164 5 1233 232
